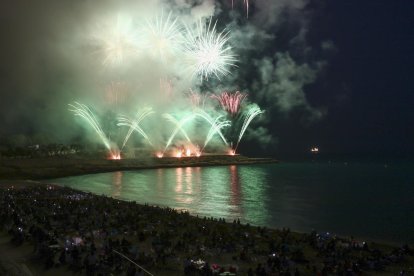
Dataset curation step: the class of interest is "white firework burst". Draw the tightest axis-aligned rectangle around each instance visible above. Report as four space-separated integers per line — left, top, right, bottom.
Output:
141 12 183 61
183 19 237 80
91 14 140 67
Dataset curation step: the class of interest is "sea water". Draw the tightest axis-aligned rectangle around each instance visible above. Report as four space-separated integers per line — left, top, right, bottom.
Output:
50 161 414 244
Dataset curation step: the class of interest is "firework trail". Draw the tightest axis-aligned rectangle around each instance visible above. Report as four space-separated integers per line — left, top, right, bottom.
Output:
162 113 195 154
164 114 194 143
211 91 247 116
68 102 112 151
117 107 154 149
91 14 139 67
105 81 128 108
231 0 250 17
141 12 182 61
235 104 264 151
193 109 230 147
202 116 231 151
188 90 208 108
183 19 236 80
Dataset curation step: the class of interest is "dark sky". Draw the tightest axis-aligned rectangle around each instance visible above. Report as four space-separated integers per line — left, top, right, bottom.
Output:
325 1 414 156
254 0 414 158
0 0 413 158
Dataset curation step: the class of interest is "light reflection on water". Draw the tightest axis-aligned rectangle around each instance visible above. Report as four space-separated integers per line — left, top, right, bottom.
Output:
52 165 269 225
111 171 123 197
51 162 414 243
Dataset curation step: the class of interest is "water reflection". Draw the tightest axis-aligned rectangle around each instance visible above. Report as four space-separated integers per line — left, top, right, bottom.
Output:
111 171 123 198
156 168 163 196
229 165 243 218
229 165 241 204
49 163 414 243
174 167 196 205
238 166 268 225
54 165 269 228
184 167 192 195
175 167 183 193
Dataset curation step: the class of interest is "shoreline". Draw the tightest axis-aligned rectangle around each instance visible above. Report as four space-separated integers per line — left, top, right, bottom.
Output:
0 159 411 248
0 155 278 180
0 179 411 249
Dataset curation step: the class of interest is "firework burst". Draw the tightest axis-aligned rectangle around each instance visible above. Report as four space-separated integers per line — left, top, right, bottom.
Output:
211 91 247 116
141 12 182 61
91 15 139 67
183 20 236 80
188 90 208 109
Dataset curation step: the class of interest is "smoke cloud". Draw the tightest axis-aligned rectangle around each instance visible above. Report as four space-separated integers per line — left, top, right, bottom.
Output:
253 52 325 115
0 0 331 155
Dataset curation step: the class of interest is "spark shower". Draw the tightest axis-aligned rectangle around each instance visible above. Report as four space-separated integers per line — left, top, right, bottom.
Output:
69 2 263 159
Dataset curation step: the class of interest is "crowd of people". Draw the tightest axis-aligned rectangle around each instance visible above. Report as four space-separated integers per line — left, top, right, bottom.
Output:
0 184 413 275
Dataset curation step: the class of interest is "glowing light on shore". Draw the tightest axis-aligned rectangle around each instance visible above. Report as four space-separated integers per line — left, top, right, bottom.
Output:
311 147 319 153
110 152 122 160
184 20 236 80
156 152 164 158
186 148 191 156
228 149 236 156
163 113 195 154
176 151 182 158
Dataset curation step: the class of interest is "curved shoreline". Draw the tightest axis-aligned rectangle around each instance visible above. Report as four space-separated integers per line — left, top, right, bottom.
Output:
0 178 408 248
0 155 278 180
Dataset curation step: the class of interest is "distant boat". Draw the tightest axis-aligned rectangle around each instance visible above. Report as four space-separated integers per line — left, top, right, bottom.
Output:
310 147 319 153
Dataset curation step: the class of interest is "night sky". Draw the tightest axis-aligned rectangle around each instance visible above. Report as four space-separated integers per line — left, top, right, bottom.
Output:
245 0 414 158
307 1 414 157
0 0 413 159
